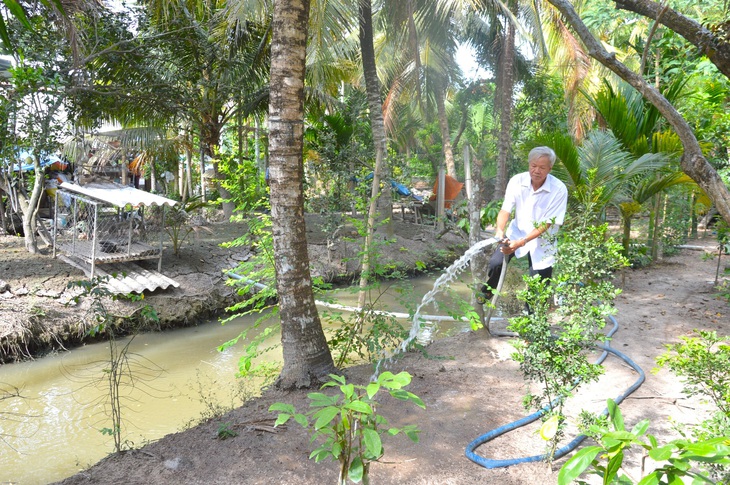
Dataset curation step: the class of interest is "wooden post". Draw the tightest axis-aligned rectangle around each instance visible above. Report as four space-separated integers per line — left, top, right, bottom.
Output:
91 202 98 279
437 167 445 231
52 191 58 258
158 205 165 272
464 144 472 200
120 149 129 186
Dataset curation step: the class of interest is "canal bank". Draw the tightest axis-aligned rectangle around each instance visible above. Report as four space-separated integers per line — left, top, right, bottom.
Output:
0 214 467 363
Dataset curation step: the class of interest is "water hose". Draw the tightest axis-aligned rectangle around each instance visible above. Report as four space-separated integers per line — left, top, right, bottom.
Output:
483 249 509 331
466 315 645 468
467 256 646 468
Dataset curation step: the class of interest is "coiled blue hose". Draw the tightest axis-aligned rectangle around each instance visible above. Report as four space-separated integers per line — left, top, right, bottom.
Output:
466 291 646 468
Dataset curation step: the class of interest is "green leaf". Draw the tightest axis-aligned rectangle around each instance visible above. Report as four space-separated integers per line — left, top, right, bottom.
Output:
682 438 730 460
309 446 332 463
389 390 426 408
3 0 31 29
402 425 421 443
363 428 382 458
329 374 346 385
606 450 624 481
390 371 412 388
273 414 290 426
637 474 661 485
557 446 602 485
648 445 674 461
667 457 691 471
608 399 625 431
313 406 340 429
39 0 66 14
340 383 355 400
331 441 342 458
308 392 335 405
366 382 380 399
344 400 373 414
293 414 308 428
269 402 296 414
348 456 364 483
631 419 650 437
0 13 13 51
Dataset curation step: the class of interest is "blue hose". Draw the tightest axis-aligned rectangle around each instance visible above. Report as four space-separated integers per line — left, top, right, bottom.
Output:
465 314 646 468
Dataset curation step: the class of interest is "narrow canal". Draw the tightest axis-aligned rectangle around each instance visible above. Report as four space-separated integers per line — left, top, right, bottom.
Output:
1 276 473 484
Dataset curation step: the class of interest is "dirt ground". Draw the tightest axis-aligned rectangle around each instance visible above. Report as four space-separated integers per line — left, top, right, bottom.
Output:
2 215 729 484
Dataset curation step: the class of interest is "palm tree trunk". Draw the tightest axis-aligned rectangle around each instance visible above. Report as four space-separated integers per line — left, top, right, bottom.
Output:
199 129 206 202
436 85 456 178
269 0 336 389
493 12 516 200
358 0 393 308
622 216 632 257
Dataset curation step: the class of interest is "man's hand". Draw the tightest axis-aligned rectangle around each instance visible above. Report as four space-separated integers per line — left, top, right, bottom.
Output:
499 237 525 255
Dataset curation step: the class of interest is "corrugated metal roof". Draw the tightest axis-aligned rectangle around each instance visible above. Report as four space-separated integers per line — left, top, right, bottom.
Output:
59 181 178 208
98 262 180 294
59 256 179 294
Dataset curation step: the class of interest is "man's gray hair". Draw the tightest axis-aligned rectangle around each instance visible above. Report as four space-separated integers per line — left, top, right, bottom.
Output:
528 146 557 167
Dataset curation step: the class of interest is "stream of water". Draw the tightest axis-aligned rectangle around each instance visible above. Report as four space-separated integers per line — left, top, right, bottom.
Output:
1 275 476 484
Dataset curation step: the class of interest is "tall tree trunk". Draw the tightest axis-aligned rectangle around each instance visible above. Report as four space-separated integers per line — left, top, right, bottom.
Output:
358 0 393 308
466 146 489 330
436 85 456 178
22 155 44 254
199 129 207 203
205 123 236 221
269 0 336 389
149 158 158 192
185 135 193 204
255 117 264 186
493 13 516 200
0 192 7 234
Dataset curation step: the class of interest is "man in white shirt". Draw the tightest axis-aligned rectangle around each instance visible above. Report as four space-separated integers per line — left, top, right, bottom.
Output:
478 146 568 303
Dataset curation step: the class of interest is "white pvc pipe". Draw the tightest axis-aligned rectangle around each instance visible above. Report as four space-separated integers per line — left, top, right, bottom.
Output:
224 271 500 323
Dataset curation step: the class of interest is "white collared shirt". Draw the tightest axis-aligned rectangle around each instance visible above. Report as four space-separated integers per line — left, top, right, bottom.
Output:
501 172 568 270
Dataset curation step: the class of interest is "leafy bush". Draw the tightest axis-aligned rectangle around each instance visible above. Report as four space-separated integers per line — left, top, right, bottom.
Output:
559 399 730 484
218 211 282 383
509 221 628 462
270 372 424 484
656 330 730 482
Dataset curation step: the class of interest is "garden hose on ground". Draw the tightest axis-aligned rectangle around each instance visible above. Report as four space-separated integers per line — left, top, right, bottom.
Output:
466 258 646 469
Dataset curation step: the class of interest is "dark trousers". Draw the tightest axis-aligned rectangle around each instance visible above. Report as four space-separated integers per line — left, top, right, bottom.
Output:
485 248 553 292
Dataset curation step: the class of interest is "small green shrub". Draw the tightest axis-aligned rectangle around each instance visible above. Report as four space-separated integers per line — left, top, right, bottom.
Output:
509 221 628 463
216 422 238 440
270 372 424 484
559 399 730 484
656 330 730 481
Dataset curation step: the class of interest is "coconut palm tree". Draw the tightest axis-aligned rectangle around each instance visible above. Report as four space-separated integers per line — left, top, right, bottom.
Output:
585 76 695 256
460 0 541 199
267 0 337 388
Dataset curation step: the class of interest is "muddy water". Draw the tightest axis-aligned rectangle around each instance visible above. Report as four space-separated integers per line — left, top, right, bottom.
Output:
0 276 473 484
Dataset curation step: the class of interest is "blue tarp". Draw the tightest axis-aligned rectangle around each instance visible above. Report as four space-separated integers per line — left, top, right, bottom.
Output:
6 151 64 172
358 173 423 201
